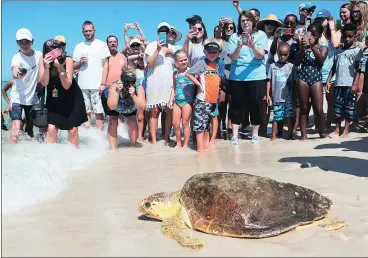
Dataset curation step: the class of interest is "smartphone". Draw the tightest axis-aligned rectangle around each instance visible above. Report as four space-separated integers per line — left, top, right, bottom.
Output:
242 32 249 45
48 48 62 60
336 19 342 29
159 32 167 45
280 28 287 36
18 67 27 75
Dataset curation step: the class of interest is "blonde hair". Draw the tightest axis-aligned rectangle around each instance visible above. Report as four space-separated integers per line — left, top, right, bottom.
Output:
174 49 187 61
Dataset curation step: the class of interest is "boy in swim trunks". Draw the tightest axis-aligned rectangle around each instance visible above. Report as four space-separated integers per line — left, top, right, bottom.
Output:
326 24 363 138
266 43 296 141
186 39 222 152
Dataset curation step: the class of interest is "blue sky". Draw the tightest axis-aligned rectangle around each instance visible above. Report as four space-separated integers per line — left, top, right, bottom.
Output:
2 1 346 80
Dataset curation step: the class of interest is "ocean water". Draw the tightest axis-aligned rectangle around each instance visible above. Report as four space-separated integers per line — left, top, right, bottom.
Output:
1 80 128 213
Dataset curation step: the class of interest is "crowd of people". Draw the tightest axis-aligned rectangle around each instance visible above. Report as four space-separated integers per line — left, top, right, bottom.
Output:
2 0 368 152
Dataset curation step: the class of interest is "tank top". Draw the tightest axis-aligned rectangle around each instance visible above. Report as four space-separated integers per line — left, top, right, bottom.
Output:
105 53 125 86
103 79 141 115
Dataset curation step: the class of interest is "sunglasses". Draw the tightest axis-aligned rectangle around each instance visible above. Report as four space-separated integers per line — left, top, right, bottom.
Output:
265 21 277 26
284 21 296 26
207 51 219 54
46 39 66 47
131 43 141 47
17 39 32 45
158 29 170 33
225 26 234 30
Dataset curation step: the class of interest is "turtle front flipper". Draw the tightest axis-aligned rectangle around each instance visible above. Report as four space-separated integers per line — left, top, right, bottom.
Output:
318 218 346 231
161 213 205 250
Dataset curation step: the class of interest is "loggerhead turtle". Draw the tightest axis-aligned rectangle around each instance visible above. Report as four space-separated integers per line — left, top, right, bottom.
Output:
138 172 345 250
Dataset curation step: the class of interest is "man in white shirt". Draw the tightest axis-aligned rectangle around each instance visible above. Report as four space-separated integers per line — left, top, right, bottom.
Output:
9 28 42 143
73 20 110 130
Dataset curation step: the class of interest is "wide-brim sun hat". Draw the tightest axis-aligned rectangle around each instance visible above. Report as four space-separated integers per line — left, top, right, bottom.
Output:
170 26 182 42
256 14 283 29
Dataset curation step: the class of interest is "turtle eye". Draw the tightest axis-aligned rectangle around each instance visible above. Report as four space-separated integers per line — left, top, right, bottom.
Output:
143 202 151 209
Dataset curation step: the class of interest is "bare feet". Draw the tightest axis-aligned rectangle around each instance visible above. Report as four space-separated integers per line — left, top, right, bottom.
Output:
174 143 182 148
300 136 307 141
328 130 340 138
271 137 276 142
208 140 216 147
197 148 207 152
83 122 90 128
340 132 349 138
182 144 189 148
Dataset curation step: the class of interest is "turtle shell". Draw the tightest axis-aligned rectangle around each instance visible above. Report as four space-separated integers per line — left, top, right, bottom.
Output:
180 172 331 238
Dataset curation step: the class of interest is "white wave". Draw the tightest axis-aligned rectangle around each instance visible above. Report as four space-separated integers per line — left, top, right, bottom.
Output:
1 121 129 213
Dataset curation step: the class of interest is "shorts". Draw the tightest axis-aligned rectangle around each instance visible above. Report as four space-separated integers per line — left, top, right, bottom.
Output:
10 103 33 121
356 93 368 118
210 104 219 118
273 102 294 121
334 86 358 121
193 99 216 132
82 89 104 114
101 94 137 117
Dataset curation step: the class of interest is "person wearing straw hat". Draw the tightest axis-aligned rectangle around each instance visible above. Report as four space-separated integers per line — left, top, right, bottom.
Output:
168 26 183 51
256 14 283 137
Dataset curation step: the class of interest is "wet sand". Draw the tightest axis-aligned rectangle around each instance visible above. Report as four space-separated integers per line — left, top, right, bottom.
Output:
2 133 368 257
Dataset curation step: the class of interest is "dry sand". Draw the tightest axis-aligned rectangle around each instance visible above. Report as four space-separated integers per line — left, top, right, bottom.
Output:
2 132 368 257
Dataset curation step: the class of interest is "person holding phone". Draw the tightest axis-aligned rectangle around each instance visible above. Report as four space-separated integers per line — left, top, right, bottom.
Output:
227 11 268 145
8 28 42 143
144 22 176 145
295 2 316 35
183 15 208 67
295 23 328 140
101 67 146 148
39 37 87 146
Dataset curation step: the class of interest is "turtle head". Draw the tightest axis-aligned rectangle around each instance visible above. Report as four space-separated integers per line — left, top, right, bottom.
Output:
138 191 182 221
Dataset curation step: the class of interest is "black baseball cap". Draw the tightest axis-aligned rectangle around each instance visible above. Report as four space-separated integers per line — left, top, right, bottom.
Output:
186 15 202 24
204 42 221 52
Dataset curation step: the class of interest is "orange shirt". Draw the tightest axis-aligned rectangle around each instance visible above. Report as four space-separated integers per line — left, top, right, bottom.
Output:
105 52 126 86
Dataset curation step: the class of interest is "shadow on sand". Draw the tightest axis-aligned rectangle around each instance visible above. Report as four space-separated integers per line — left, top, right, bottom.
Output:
314 136 368 153
279 156 368 177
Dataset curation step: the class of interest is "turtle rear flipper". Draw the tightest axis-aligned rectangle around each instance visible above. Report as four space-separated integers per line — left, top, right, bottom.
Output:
162 213 205 250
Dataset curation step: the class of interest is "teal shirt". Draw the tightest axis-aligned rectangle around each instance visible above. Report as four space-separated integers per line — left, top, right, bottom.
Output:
320 40 336 84
227 30 268 81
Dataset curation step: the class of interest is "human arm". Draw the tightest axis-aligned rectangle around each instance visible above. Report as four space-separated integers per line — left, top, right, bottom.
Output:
326 61 336 91
328 20 341 48
11 54 26 80
39 54 55 87
168 73 176 108
131 84 146 110
351 51 364 94
145 41 163 68
107 82 121 110
228 34 243 61
311 44 328 67
185 60 207 88
72 46 87 70
99 58 109 93
248 33 266 59
232 1 242 15
53 57 74 90
266 80 271 104
1 79 14 115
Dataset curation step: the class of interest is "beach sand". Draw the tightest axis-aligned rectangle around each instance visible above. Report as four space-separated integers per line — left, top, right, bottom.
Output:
2 132 368 257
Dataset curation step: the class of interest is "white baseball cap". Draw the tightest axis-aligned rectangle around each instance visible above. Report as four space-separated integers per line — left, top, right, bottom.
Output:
130 38 141 46
157 22 170 30
16 28 33 41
